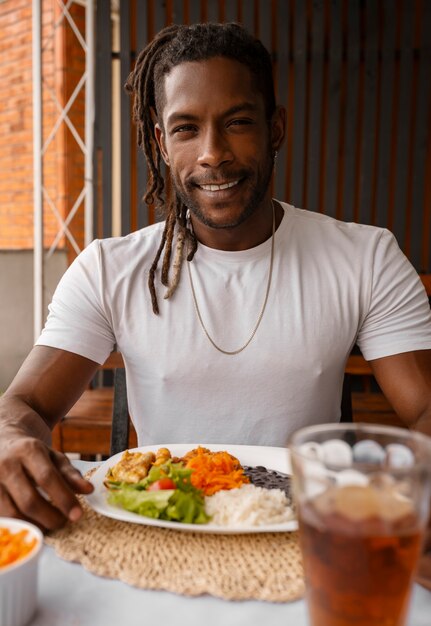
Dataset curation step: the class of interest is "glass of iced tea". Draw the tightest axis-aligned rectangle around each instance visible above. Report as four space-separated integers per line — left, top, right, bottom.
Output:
288 423 431 626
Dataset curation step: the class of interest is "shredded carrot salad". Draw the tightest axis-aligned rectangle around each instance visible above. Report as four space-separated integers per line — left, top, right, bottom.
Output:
184 447 249 496
0 528 37 568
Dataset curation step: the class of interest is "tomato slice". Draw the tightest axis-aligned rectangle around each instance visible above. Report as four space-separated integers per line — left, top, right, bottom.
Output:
147 478 176 491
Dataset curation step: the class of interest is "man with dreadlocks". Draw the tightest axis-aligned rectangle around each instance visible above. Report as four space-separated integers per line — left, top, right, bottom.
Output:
0 22 430 532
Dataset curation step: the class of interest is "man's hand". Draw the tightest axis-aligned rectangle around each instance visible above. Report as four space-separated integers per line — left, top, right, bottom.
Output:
0 432 94 530
0 345 101 529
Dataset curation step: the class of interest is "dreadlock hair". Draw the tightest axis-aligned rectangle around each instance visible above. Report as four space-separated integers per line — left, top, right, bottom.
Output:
125 22 276 314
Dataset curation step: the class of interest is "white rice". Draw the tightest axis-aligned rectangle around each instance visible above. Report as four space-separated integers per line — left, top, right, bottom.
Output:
205 484 295 527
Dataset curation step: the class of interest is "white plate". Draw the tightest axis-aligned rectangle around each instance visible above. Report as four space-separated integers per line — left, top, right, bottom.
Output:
85 443 297 534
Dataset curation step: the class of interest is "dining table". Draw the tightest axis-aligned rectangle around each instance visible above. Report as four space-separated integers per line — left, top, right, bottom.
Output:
29 460 431 626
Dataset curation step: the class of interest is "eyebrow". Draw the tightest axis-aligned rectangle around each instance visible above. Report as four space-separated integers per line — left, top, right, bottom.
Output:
166 101 259 127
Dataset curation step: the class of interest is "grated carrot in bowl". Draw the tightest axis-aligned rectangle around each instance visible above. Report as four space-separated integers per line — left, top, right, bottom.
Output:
0 528 37 568
184 447 250 496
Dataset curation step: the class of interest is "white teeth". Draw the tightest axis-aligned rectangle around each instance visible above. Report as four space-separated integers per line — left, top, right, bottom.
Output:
200 180 239 191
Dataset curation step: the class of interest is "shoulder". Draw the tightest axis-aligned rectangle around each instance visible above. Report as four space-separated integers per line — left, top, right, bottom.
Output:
280 201 385 237
79 222 166 268
278 201 394 255
97 221 165 253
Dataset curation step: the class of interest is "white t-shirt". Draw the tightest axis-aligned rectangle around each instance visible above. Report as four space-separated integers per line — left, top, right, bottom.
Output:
36 202 431 446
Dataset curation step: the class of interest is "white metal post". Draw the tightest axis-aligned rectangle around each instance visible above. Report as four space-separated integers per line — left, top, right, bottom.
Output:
32 0 43 341
85 0 95 247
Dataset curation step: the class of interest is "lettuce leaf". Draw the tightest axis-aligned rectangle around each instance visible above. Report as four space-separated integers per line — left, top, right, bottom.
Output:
106 460 210 524
107 485 210 524
108 487 174 518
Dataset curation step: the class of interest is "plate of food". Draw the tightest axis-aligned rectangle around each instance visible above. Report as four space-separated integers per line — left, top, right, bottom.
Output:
85 443 297 534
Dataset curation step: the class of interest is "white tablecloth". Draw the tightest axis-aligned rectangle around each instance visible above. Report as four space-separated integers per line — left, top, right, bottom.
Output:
29 461 431 626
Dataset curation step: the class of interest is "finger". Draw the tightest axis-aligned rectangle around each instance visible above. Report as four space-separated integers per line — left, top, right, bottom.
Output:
0 485 46 532
1 465 66 530
0 484 55 533
21 446 85 522
0 484 21 519
50 451 94 494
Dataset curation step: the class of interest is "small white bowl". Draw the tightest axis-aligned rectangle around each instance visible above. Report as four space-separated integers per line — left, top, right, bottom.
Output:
0 518 43 626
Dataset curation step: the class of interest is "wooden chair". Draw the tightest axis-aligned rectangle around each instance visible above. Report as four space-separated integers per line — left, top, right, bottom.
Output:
52 351 137 458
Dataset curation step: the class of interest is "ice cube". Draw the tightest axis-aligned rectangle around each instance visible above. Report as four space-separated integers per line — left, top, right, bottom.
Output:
386 443 415 469
297 441 323 460
331 485 381 519
368 472 396 491
335 469 369 487
353 439 386 464
304 458 332 498
321 439 353 467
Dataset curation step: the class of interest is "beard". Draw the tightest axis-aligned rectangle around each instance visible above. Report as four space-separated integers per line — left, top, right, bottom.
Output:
169 147 275 230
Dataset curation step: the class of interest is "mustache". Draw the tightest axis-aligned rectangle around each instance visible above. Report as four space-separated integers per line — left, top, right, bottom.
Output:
185 169 250 188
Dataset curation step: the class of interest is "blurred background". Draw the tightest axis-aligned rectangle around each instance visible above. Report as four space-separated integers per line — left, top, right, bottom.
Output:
1 0 430 398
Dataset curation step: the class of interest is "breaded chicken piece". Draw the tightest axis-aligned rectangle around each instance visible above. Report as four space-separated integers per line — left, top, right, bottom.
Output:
106 450 156 483
153 447 172 466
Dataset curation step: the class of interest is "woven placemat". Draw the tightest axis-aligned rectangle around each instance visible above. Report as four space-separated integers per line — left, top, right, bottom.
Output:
46 472 305 602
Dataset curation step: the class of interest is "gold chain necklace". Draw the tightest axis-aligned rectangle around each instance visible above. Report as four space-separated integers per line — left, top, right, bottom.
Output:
186 202 276 355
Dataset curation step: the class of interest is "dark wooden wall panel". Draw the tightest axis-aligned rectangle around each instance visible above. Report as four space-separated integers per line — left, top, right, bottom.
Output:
135 0 149 229
306 0 324 215
410 1 431 270
374 0 396 230
120 0 132 235
241 0 254 33
358 0 379 226
324 0 342 219
392 0 415 244
274 0 289 202
224 0 237 23
258 0 272 52
290 0 307 206
95 0 112 238
95 0 431 273
341 0 360 223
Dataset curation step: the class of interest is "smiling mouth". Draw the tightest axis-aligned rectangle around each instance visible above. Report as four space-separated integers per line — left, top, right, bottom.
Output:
198 180 240 192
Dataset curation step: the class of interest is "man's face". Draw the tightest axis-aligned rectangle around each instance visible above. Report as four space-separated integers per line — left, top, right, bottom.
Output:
155 57 282 231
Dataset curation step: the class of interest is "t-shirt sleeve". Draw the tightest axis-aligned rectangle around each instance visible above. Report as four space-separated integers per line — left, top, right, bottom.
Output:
356 229 431 360
35 240 115 364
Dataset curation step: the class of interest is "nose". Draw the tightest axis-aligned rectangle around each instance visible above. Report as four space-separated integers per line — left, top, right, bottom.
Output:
197 127 234 168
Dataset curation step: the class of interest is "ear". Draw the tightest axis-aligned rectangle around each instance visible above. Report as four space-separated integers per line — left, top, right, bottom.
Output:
270 105 286 153
154 123 170 166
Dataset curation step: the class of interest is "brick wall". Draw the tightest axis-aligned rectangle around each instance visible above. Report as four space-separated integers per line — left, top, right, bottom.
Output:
0 0 35 248
0 0 86 257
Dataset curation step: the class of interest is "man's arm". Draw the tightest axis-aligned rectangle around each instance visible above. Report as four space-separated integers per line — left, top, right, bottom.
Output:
369 349 431 591
369 349 431 435
0 346 100 529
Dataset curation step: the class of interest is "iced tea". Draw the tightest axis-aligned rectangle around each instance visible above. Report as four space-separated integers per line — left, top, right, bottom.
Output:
299 484 423 626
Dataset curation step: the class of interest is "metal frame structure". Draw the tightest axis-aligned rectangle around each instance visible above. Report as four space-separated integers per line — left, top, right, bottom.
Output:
32 0 95 340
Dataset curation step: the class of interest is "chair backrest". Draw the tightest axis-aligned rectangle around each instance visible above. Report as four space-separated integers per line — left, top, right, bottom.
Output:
340 374 353 422
103 352 134 456
110 367 130 456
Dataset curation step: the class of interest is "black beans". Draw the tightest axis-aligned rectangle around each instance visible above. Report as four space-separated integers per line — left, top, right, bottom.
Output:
243 465 292 502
